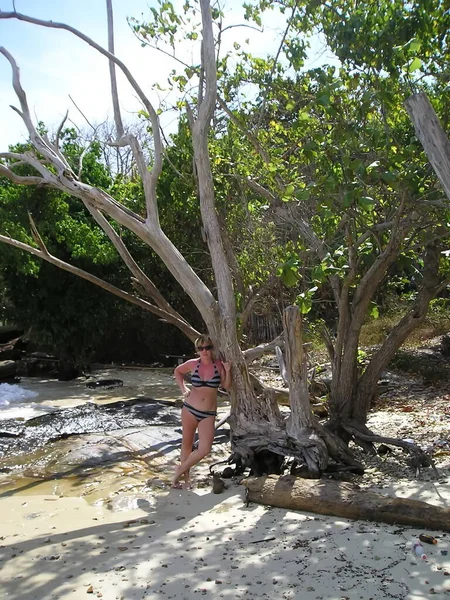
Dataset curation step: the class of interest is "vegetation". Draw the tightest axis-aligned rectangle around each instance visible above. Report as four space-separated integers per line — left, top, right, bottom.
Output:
0 0 449 478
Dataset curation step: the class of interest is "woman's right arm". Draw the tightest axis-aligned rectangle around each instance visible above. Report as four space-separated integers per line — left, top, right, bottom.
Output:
174 360 195 398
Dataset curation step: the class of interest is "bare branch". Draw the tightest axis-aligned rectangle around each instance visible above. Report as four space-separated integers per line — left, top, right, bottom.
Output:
0 163 46 186
196 0 216 126
243 334 284 363
0 12 163 183
244 177 281 207
0 5 224 340
28 213 49 254
0 232 199 341
106 0 124 138
55 110 69 152
68 94 97 131
0 47 75 177
84 201 190 325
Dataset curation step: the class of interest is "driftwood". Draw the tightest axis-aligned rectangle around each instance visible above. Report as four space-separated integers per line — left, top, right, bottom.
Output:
0 337 23 361
0 360 18 381
244 474 450 531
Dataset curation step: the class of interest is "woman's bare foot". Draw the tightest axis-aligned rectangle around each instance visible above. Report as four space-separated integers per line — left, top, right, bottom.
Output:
172 465 184 488
183 480 193 490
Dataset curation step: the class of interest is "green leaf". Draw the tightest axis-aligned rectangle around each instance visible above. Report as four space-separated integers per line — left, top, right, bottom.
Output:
358 196 375 210
406 57 422 72
317 93 331 106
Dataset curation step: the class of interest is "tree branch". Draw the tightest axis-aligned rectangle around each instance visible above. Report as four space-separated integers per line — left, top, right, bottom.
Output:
0 163 47 186
106 0 124 139
0 232 199 340
84 201 190 325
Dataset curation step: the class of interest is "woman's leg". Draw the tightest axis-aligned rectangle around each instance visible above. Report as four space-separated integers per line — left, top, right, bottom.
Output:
173 415 215 484
173 407 197 488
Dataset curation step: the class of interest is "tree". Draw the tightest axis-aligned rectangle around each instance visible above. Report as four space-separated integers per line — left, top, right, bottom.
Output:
0 0 268 449
0 0 448 482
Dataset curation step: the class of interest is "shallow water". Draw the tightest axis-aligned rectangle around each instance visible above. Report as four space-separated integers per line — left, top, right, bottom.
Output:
0 367 180 420
0 367 231 505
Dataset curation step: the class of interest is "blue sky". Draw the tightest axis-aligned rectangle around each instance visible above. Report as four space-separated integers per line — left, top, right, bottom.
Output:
0 0 336 149
0 0 170 148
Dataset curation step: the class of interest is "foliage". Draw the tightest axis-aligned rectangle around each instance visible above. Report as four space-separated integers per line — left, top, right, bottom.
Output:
1 0 450 383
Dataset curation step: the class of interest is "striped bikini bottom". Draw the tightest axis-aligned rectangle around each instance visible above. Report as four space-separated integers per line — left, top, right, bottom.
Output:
183 401 217 421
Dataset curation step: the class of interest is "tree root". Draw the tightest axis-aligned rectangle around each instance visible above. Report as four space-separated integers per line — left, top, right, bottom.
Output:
342 420 439 479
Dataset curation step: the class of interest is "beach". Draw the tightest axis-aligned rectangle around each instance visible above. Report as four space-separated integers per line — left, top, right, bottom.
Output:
1 369 450 599
1 475 450 600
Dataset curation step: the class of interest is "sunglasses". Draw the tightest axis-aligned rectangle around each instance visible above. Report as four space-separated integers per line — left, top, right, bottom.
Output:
197 345 213 351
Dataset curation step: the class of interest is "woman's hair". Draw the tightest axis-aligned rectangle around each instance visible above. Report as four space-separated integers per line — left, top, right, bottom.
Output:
195 334 213 348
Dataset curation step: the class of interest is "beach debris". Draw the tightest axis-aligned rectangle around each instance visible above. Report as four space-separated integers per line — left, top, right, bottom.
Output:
413 541 427 559
249 536 276 544
86 585 94 593
212 472 227 494
221 467 235 478
85 379 123 390
419 533 438 544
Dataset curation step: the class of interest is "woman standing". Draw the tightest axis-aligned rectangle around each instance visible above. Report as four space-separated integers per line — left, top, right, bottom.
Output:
173 334 232 489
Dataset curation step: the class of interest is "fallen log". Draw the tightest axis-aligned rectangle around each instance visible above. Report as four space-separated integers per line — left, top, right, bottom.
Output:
244 474 450 532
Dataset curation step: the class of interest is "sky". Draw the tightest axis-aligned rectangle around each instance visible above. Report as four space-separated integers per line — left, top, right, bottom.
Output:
0 0 337 150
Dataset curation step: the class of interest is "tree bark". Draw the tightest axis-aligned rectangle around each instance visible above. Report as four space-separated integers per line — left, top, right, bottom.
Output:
353 243 442 422
405 92 450 202
245 474 450 531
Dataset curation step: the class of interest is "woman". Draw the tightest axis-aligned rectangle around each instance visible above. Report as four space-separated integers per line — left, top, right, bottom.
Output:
173 334 232 489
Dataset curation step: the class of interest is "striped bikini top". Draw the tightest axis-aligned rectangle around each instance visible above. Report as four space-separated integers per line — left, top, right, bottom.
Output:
191 360 221 388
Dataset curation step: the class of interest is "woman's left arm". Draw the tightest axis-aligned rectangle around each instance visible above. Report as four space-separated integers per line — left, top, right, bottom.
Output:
220 360 232 390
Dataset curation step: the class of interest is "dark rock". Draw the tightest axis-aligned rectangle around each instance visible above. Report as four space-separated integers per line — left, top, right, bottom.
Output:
0 398 180 459
0 360 18 381
86 379 123 390
221 467 235 478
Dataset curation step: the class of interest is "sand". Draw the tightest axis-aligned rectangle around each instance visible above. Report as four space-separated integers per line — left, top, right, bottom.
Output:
2 369 450 599
1 469 450 600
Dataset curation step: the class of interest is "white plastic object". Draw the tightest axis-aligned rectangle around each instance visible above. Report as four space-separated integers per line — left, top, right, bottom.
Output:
413 542 427 560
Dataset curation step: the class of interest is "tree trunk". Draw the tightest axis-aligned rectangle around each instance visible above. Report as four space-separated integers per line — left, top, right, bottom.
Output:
231 306 335 476
405 92 450 203
283 306 328 476
353 243 442 422
245 475 450 531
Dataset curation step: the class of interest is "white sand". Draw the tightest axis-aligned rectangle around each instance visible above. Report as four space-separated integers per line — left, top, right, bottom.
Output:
2 369 450 599
1 474 450 600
